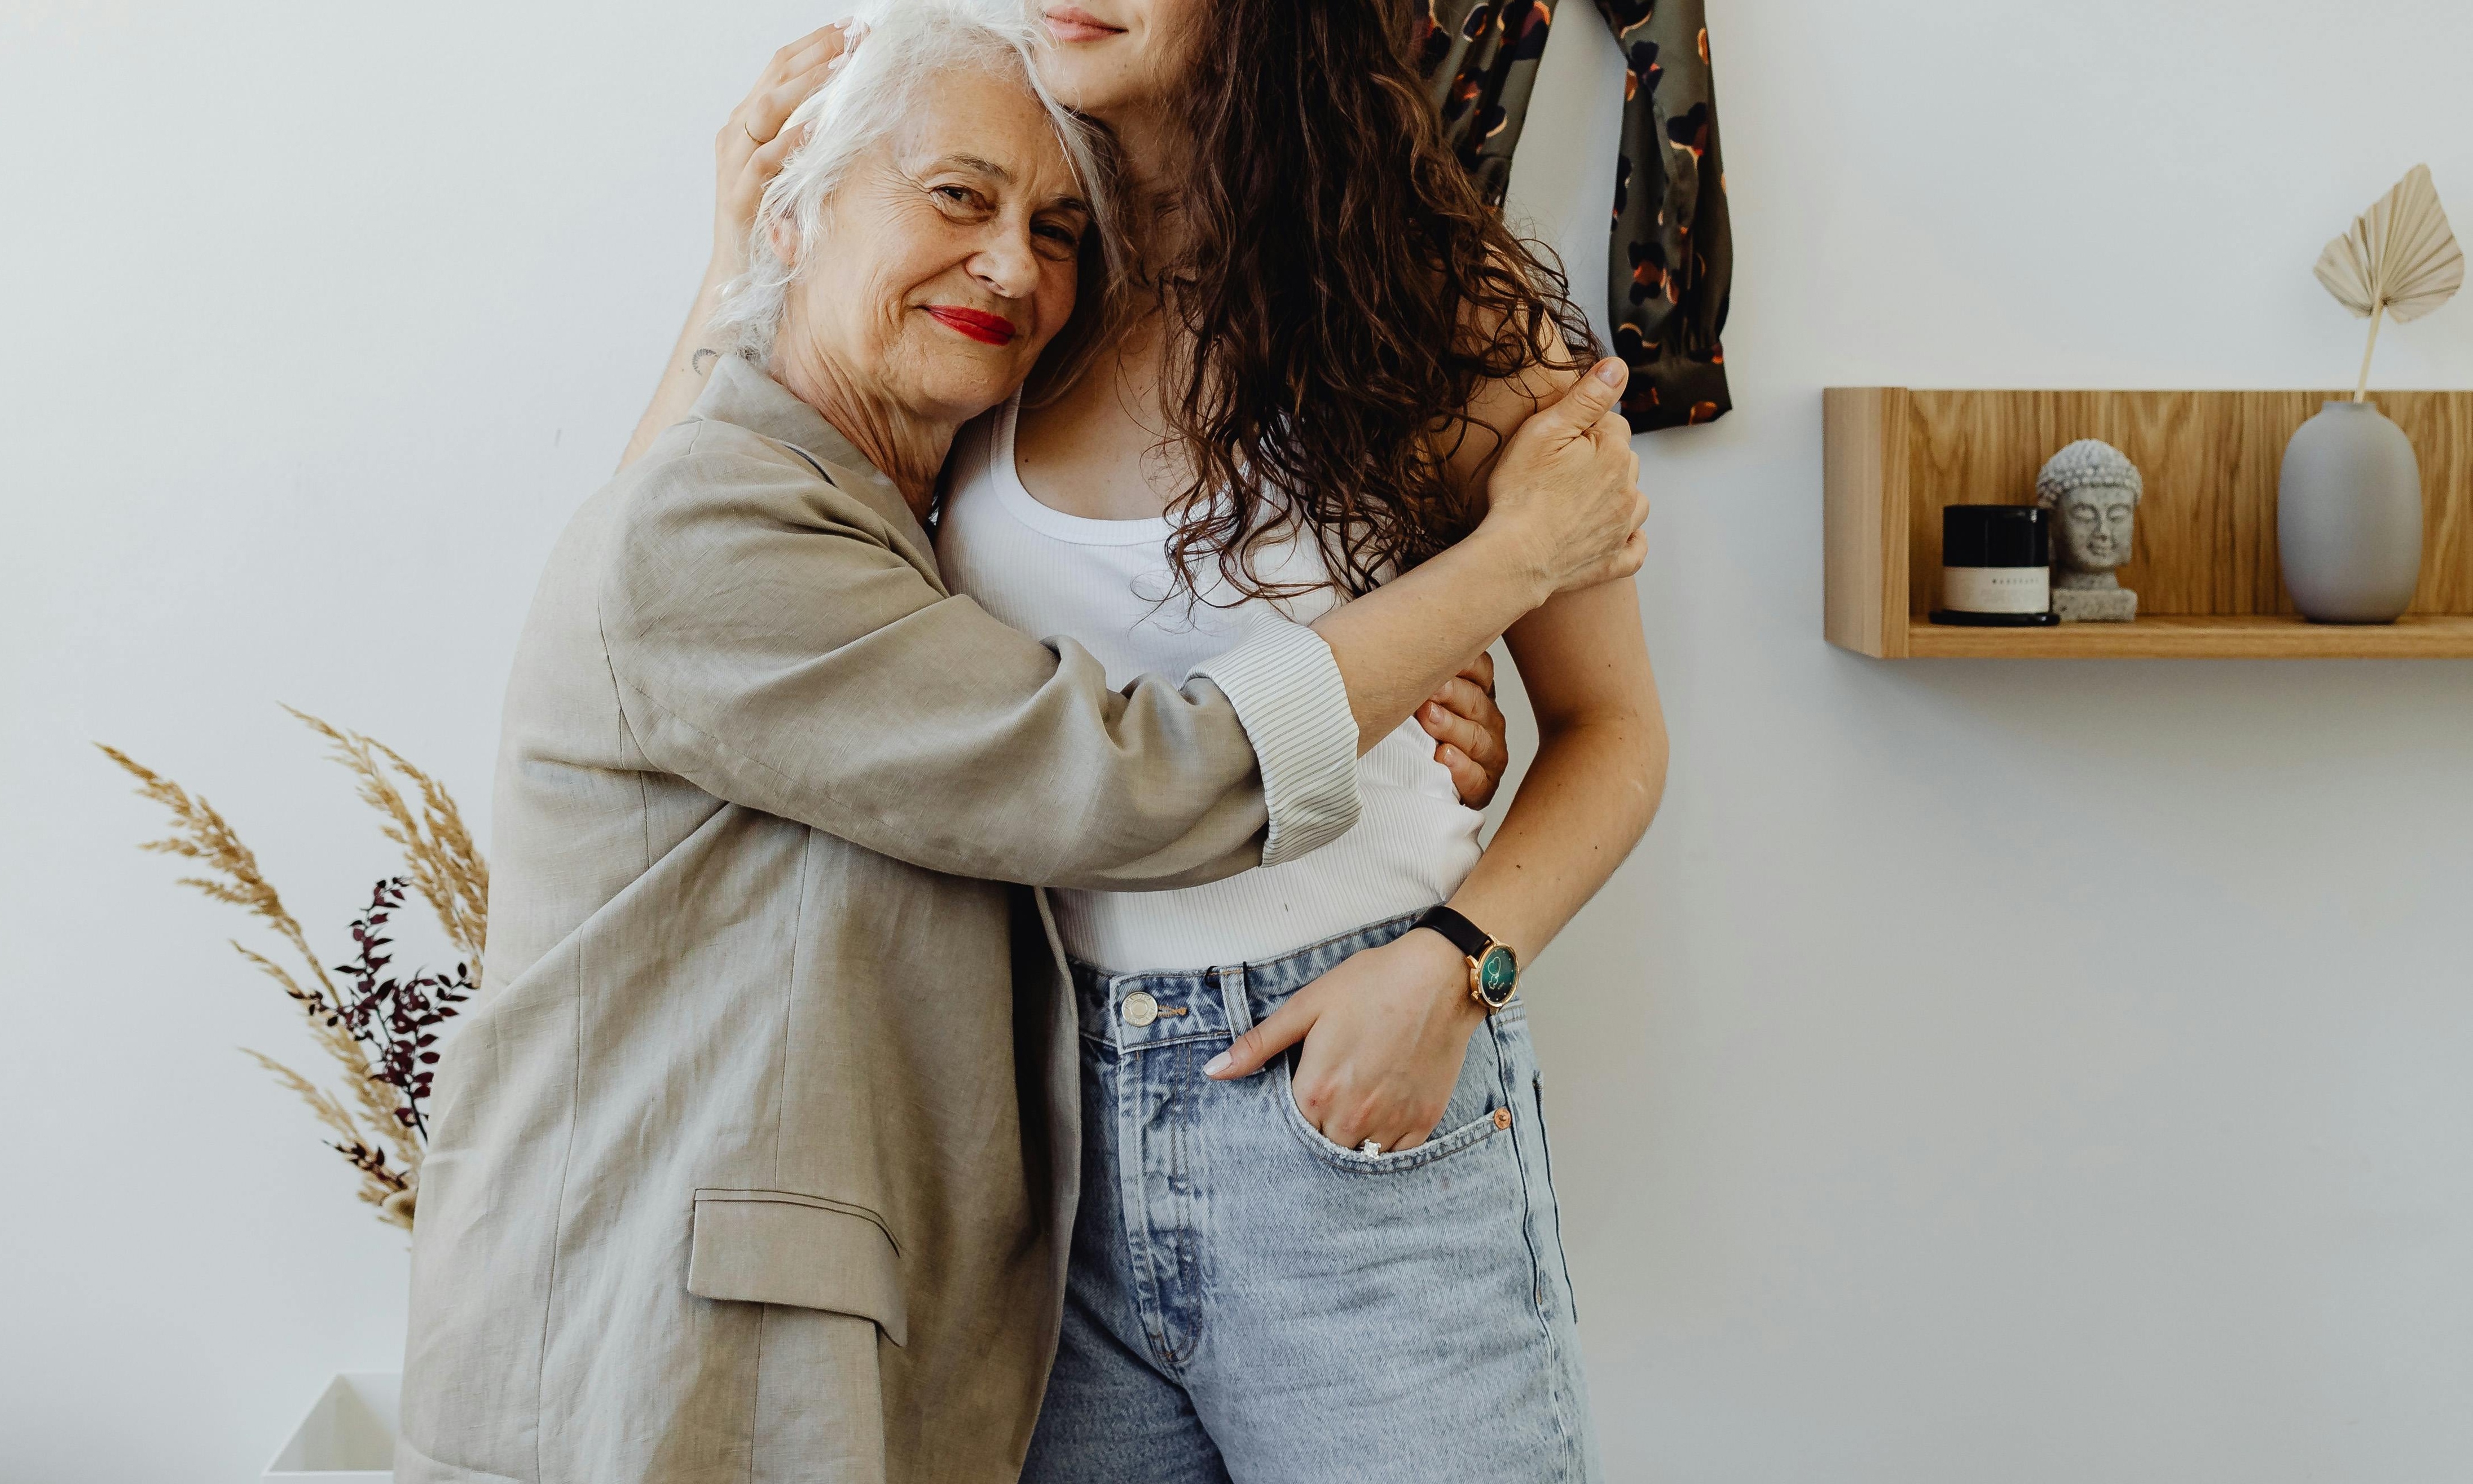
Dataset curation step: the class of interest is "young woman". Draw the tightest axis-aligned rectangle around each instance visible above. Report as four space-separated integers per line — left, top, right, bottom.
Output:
632 5 1666 1479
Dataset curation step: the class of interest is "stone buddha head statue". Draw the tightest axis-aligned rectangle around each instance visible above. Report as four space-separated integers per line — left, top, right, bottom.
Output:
2036 439 2141 583
2035 439 2143 619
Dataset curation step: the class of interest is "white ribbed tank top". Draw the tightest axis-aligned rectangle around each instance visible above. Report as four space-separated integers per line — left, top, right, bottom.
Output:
936 394 1483 974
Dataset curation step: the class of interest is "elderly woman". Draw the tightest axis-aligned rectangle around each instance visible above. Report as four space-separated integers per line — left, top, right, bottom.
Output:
395 5 1645 1484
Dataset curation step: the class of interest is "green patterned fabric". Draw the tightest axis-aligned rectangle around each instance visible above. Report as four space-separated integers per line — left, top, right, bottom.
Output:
1418 0 1733 430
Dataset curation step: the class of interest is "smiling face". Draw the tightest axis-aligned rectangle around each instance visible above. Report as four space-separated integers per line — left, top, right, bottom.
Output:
1030 0 1202 122
772 67 1090 426
2056 485 2137 573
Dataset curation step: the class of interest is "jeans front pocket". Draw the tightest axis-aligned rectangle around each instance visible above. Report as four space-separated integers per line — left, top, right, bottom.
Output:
1274 1030 1513 1175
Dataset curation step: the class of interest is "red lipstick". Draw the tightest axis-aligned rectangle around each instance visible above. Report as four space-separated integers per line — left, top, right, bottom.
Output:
926 306 1018 346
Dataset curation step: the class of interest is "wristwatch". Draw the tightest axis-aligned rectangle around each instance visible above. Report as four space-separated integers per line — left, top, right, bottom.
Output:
1412 905 1519 1012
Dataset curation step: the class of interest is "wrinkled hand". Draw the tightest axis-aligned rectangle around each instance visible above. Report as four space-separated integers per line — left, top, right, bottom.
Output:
713 25 852 260
1417 650 1509 809
1204 928 1483 1153
1482 360 1648 598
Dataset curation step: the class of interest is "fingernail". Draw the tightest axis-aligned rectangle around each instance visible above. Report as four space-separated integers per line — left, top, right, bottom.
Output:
1203 1051 1231 1077
1594 359 1626 386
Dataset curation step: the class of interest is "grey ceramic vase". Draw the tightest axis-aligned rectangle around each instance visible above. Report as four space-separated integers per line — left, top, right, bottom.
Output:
2278 400 2424 623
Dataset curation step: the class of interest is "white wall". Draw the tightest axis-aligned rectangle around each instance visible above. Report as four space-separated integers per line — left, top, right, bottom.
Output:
3 2 2468 1479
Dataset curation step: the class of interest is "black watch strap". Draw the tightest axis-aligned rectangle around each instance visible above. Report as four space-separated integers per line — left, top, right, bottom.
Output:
1413 904 1491 961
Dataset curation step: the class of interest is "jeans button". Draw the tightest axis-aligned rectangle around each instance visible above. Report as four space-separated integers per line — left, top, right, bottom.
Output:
1121 990 1159 1027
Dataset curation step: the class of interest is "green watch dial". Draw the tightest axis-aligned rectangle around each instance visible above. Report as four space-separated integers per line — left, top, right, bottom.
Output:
1475 944 1519 1004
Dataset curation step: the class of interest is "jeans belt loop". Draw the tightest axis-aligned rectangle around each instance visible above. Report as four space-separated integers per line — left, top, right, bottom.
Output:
1216 965 1250 1037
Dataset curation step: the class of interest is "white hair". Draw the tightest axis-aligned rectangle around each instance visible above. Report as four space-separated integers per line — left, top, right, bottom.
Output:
711 0 1115 364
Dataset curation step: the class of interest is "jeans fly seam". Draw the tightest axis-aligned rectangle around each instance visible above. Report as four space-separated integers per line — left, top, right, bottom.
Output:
1111 1043 1180 1376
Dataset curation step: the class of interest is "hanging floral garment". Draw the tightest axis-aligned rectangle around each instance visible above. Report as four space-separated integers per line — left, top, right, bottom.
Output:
1419 0 1733 430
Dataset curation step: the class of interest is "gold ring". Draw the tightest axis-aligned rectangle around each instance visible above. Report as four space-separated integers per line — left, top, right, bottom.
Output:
1358 1139 1382 1156
742 123 766 147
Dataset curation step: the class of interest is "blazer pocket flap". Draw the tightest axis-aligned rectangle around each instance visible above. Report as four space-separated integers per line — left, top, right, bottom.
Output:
685 1188 907 1347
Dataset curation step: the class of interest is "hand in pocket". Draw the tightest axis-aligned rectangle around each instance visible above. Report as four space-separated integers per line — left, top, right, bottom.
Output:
1206 927 1485 1153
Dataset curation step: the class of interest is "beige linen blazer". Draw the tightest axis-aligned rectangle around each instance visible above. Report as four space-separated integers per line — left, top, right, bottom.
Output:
396 357 1359 1484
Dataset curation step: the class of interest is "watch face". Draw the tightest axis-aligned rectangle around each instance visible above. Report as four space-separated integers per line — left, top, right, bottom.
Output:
1476 945 1519 1002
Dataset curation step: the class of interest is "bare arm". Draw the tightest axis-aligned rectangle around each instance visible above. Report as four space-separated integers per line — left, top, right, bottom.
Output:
623 261 738 469
1357 310 1661 939
1310 358 1640 752
1435 303 1594 511
621 27 851 469
1444 577 1665 959
1370 310 1605 784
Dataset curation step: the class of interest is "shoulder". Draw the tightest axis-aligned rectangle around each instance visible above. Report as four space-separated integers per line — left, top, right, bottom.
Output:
597 419 909 637
1432 292 1585 500
1456 253 1584 429
623 417 828 508
610 417 896 552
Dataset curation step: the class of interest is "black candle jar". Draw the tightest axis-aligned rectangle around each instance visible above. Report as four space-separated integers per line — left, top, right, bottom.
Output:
1930 505 2060 626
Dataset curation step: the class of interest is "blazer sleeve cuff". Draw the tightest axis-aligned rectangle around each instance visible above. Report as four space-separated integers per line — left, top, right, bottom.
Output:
1187 619 1362 866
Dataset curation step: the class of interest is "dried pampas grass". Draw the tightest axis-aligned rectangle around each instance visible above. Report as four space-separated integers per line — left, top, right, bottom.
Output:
100 712 487 1232
288 708 489 968
2314 164 2464 401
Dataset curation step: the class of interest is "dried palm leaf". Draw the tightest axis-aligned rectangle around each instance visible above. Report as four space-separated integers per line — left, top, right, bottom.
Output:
2313 164 2464 401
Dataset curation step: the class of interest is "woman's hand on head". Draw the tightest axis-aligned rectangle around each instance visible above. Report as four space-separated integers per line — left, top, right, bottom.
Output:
1420 650 1510 809
1203 928 1485 1155
714 25 852 263
1480 359 1649 600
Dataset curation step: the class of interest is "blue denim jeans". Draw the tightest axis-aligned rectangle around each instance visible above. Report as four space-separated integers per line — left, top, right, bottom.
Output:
1022 910 1603 1484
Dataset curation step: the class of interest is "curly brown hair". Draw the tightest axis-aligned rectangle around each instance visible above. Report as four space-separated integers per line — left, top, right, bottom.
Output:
1149 0 1600 602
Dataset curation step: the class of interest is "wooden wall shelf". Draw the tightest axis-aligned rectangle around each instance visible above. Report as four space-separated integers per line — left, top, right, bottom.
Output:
1824 387 2473 659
